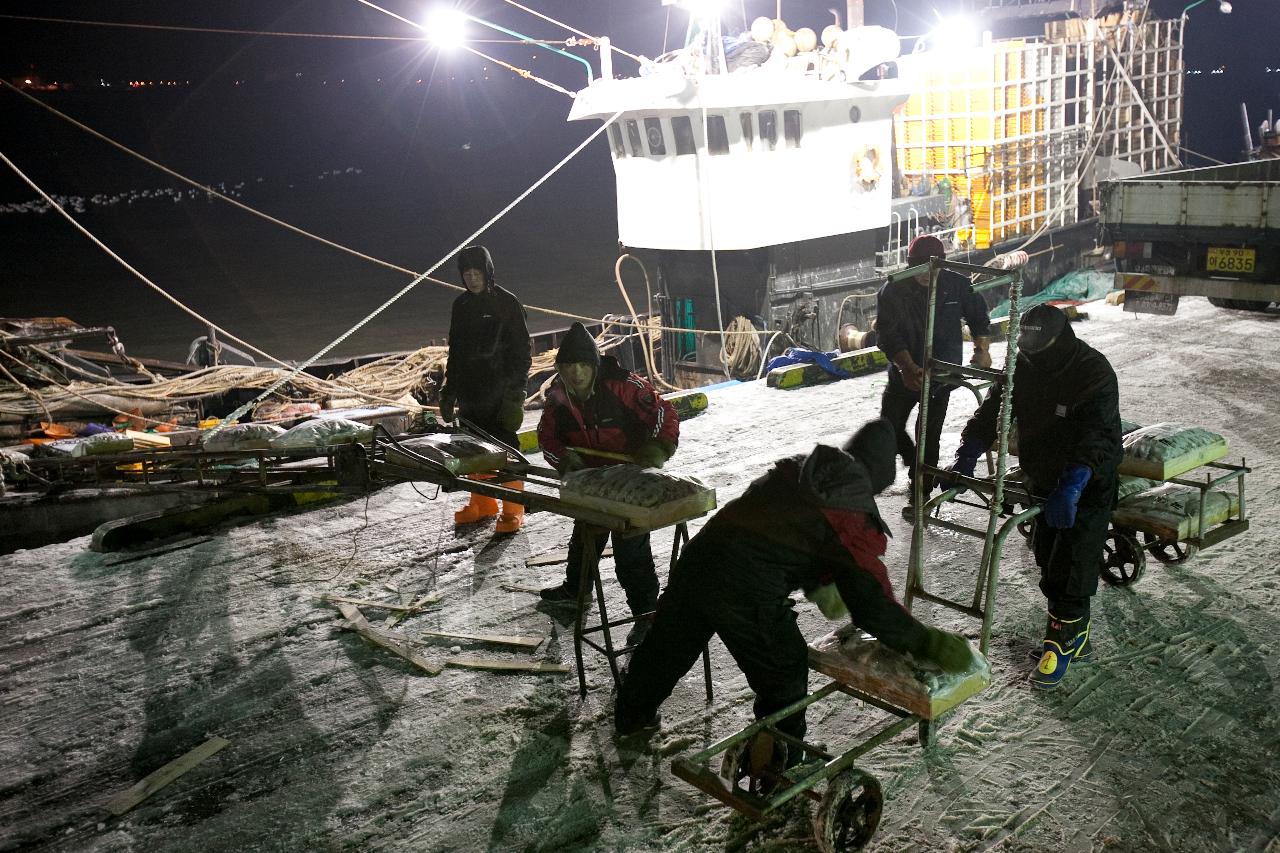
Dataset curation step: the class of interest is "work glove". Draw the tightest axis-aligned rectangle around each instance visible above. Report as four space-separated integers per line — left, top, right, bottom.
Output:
438 391 456 424
934 437 985 494
497 387 526 433
1043 464 1091 529
920 627 974 673
804 583 848 620
969 348 992 370
558 450 587 474
631 441 670 470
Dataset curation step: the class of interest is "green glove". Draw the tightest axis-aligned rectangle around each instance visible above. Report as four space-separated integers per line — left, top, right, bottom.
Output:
632 441 670 469
921 628 973 673
497 387 526 433
559 450 587 474
804 583 848 620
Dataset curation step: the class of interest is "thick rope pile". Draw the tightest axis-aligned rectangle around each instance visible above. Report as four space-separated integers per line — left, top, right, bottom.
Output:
721 315 762 380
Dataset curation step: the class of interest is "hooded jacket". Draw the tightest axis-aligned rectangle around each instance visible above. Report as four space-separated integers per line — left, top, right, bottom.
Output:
689 443 929 654
961 319 1122 500
443 246 532 405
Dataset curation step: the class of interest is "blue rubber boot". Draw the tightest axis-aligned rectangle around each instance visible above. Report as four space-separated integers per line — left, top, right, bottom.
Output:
1030 613 1090 690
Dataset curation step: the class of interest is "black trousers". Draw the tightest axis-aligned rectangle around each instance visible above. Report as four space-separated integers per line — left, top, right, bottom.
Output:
880 379 952 484
1030 492 1112 621
616 541 809 741
563 524 659 616
457 395 518 450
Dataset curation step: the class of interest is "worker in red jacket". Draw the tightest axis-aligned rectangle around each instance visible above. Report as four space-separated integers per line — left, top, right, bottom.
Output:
538 322 679 633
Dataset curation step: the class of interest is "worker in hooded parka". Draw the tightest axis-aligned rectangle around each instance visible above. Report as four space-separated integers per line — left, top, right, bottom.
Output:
537 322 679 640
943 303 1122 689
614 418 974 741
439 245 532 533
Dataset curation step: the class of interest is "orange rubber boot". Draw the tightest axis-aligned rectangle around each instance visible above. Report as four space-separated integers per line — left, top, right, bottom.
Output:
454 490 499 524
495 481 525 534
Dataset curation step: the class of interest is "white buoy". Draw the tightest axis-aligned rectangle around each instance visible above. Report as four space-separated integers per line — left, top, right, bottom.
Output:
750 16 773 43
821 24 842 48
794 27 818 52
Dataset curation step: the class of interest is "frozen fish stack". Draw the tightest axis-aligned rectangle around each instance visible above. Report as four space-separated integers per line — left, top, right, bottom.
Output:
561 464 706 508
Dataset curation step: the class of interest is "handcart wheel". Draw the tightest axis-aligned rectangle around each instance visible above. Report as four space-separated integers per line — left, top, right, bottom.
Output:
1099 529 1146 586
1141 532 1199 565
720 732 789 795
812 768 883 853
1017 518 1035 542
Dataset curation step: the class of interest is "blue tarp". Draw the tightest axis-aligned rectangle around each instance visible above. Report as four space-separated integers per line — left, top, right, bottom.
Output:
765 348 854 379
991 269 1115 319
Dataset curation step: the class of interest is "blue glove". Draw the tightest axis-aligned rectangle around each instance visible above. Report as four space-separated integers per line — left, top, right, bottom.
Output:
935 437 985 493
1043 464 1091 528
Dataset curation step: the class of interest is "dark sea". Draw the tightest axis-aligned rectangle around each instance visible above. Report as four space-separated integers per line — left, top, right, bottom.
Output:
1 76 626 363
1 57 1272 364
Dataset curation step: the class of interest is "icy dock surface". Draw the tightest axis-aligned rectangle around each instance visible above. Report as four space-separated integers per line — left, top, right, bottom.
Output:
2 298 1277 851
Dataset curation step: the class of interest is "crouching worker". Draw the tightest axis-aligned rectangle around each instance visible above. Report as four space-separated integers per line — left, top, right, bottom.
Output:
538 322 679 636
942 304 1121 689
614 418 973 738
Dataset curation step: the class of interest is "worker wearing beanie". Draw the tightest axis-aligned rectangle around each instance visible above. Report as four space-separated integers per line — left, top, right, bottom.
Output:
615 418 976 740
439 245 532 533
876 234 992 511
537 322 679 635
943 304 1122 689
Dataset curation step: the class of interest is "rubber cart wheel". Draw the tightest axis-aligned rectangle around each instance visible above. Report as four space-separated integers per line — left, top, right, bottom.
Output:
720 732 788 795
1142 532 1199 564
812 768 883 853
1017 518 1035 543
1099 529 1146 586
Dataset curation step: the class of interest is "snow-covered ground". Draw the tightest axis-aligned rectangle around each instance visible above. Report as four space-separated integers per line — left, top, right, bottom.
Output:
2 297 1277 852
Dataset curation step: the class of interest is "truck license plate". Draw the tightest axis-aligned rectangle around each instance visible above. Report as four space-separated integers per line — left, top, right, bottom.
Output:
1206 247 1255 273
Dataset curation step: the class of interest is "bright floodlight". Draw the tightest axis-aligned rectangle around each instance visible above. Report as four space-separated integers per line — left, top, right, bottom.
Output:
682 0 723 20
930 14 979 51
1218 0 1232 12
425 8 467 48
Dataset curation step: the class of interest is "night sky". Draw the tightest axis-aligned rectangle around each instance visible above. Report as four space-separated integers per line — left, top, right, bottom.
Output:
1 1 1276 359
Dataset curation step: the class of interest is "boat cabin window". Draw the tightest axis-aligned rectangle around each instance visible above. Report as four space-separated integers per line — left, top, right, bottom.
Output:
671 116 696 155
707 115 729 155
625 120 644 157
739 113 754 151
759 111 777 150
644 117 666 156
608 125 626 159
784 110 803 148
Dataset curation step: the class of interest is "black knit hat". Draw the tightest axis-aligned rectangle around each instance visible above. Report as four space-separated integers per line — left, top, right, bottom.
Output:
1018 303 1069 354
456 245 494 288
843 417 897 494
555 322 600 367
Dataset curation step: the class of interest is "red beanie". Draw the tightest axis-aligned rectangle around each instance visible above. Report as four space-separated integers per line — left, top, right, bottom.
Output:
906 234 946 265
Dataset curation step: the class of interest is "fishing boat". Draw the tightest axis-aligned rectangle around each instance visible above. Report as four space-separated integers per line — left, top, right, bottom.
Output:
565 0 1184 384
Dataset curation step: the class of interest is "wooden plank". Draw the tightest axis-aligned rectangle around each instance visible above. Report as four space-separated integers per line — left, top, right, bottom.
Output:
103 536 212 567
418 630 544 649
105 736 230 816
445 656 569 674
525 548 611 568
315 593 441 612
336 603 443 676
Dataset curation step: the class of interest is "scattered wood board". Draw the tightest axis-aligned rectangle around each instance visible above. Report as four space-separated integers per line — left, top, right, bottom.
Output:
418 629 544 650
105 736 230 816
445 656 569 674
104 536 212 567
315 593 442 613
525 548 611 568
336 603 443 676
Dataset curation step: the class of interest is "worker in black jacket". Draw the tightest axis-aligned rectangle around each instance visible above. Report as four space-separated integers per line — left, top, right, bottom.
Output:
440 245 532 532
614 418 975 740
877 234 992 506
943 303 1122 690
